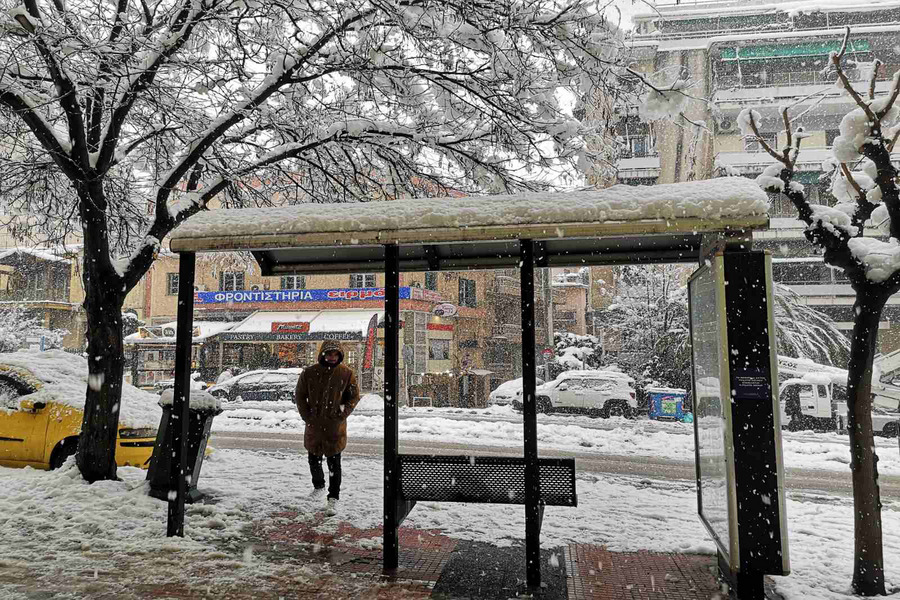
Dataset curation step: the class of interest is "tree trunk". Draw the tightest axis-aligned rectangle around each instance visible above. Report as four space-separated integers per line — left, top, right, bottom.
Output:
76 281 126 482
846 288 887 596
75 182 127 483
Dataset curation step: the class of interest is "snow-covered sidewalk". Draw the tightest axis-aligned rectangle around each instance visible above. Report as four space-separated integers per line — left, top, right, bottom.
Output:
211 399 900 475
1 449 898 599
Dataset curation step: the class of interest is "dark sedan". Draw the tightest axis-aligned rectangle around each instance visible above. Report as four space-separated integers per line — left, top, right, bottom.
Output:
206 368 302 403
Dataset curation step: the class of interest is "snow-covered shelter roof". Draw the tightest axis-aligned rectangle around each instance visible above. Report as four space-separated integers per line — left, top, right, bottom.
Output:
169 178 769 273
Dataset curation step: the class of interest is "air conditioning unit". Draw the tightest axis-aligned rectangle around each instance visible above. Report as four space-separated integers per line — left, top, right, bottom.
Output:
717 118 736 133
251 284 261 291
194 285 207 292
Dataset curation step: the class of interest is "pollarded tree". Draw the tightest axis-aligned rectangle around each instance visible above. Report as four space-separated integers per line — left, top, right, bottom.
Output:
0 0 625 482
739 29 897 596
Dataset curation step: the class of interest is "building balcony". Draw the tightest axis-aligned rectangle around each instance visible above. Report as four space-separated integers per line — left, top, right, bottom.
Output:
715 149 900 177
712 79 895 118
617 155 660 180
491 324 522 340
0 289 70 303
488 275 521 297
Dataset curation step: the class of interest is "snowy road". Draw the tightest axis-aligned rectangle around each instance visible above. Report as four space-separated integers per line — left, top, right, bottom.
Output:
211 401 900 478
208 430 900 500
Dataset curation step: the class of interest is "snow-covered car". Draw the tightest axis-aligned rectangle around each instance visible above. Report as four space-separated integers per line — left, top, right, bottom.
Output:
515 370 637 417
872 406 900 437
489 377 545 406
0 350 161 470
153 373 209 393
206 368 302 403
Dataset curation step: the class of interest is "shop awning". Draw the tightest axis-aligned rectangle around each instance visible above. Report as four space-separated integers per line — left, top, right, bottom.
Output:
721 39 871 60
219 310 382 342
125 320 235 343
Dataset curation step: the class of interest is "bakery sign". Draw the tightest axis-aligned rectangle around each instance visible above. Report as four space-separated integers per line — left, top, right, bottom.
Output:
270 322 310 334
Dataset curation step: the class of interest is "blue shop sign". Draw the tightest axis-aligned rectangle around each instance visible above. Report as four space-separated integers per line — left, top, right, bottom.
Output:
194 287 412 304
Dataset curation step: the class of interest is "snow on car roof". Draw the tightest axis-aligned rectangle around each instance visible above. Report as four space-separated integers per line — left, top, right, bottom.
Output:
557 370 635 383
0 350 160 429
169 177 768 251
212 368 303 387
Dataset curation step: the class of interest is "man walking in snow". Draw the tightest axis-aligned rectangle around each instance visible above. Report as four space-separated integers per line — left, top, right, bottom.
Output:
295 339 360 516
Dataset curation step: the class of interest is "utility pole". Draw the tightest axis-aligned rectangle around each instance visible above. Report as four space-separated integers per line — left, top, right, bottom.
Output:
543 267 554 379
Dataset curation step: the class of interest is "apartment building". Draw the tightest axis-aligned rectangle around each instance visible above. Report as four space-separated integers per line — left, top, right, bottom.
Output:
0 248 86 349
620 0 900 350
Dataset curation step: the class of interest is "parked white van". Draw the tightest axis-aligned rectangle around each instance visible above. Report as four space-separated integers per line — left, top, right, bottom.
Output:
515 370 637 417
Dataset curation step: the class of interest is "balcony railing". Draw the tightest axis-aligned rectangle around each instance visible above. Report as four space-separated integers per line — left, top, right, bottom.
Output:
715 66 893 91
490 275 521 297
0 289 70 303
491 324 522 340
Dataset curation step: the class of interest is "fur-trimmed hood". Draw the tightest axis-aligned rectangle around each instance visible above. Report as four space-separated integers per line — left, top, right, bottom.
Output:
318 340 344 366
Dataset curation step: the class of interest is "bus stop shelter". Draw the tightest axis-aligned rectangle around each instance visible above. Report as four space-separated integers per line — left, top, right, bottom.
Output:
163 176 777 590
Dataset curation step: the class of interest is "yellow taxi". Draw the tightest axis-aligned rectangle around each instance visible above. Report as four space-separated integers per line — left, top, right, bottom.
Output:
0 350 161 470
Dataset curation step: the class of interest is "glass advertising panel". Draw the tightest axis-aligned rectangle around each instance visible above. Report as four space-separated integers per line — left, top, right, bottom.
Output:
689 258 730 559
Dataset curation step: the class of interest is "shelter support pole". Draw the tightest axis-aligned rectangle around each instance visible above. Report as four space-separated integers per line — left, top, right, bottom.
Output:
520 239 542 588
383 244 401 571
167 252 195 537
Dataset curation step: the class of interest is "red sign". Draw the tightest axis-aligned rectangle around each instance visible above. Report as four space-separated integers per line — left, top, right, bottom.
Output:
270 321 310 334
427 323 454 331
362 313 379 370
541 348 554 358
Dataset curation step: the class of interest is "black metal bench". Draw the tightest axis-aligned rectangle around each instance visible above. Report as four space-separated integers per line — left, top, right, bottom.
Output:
397 454 577 507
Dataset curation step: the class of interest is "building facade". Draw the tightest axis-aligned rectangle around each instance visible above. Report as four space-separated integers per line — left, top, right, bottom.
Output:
118 253 558 405
621 0 900 351
0 248 86 349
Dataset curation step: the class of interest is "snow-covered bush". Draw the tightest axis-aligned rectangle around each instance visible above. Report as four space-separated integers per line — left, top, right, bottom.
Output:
0 306 68 353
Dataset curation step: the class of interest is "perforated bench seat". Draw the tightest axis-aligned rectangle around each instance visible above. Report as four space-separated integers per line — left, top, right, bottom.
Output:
398 454 577 507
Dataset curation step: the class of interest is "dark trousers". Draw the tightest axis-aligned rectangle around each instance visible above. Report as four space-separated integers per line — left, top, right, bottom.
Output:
308 452 342 500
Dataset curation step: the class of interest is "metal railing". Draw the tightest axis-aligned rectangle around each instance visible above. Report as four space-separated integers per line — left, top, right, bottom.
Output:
491 324 522 339
0 289 70 303
490 275 521 297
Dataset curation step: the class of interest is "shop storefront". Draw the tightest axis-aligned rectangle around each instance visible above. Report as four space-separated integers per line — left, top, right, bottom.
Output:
217 309 384 390
124 321 235 388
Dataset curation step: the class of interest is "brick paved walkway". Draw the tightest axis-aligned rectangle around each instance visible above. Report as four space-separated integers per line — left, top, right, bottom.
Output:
250 511 727 599
0 510 737 600
564 545 723 599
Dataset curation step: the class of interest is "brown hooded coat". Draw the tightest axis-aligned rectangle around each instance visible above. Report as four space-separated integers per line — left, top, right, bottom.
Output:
295 340 360 456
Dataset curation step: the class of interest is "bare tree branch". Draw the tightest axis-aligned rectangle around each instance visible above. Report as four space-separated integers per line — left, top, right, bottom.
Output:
782 106 792 151
746 110 789 166
832 28 879 123
869 59 881 101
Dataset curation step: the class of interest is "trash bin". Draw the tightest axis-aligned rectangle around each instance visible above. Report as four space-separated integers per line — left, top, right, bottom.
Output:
646 387 686 421
147 389 222 504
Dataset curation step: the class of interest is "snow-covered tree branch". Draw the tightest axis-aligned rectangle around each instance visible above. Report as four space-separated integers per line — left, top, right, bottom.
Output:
0 0 627 482
738 26 899 596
